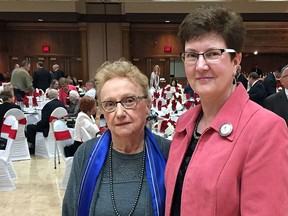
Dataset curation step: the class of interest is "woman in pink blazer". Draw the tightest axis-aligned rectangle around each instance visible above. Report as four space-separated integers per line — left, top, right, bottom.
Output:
165 6 288 216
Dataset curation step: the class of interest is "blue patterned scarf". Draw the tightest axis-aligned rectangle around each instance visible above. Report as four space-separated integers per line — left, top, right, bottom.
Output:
77 127 166 216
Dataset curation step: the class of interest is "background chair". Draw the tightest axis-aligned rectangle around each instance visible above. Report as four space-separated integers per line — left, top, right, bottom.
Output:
0 115 18 191
80 127 92 142
4 108 31 161
53 119 74 189
35 107 68 159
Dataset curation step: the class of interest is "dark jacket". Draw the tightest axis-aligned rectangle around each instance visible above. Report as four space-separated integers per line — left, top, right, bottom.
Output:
37 99 65 137
0 102 21 131
264 90 288 126
237 73 248 90
53 70 65 81
248 80 266 106
33 68 52 92
263 73 276 97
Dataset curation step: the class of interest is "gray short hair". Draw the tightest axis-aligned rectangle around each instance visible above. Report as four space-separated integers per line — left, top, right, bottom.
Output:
48 89 58 99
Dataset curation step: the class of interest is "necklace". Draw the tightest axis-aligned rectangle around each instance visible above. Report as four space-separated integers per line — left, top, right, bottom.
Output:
193 112 203 140
109 143 146 216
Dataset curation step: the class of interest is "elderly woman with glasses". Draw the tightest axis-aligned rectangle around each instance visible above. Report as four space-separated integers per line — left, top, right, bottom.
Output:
62 59 171 216
165 6 288 216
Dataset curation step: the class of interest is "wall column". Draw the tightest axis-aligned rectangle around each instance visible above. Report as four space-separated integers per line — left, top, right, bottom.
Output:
79 22 88 83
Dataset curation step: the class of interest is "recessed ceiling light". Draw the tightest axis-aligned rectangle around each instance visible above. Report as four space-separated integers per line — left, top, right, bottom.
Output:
38 19 43 22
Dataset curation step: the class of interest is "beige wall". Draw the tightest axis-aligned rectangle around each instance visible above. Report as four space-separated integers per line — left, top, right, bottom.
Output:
87 23 122 80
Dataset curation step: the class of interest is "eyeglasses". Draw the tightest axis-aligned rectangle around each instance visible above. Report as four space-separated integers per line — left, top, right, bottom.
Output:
100 95 147 113
180 48 236 65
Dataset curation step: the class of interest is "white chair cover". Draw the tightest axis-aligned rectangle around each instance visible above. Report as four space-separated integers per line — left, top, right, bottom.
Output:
53 119 74 189
35 107 68 159
0 115 18 191
80 127 92 142
4 108 31 161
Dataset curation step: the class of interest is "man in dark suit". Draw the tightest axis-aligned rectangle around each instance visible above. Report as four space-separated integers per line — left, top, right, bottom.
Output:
52 64 65 81
264 64 288 126
26 89 65 154
247 72 266 106
33 61 52 92
236 65 248 90
263 65 282 97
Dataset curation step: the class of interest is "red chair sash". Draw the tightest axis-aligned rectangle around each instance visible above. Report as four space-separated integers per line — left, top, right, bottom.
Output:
49 116 58 123
18 118 27 125
54 130 72 141
1 124 17 140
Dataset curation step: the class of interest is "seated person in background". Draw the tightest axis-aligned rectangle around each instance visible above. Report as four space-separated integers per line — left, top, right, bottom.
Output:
58 77 77 105
170 78 178 87
0 82 13 94
66 90 80 117
64 96 100 157
84 80 96 99
26 89 65 154
247 72 266 106
0 90 20 131
45 79 59 94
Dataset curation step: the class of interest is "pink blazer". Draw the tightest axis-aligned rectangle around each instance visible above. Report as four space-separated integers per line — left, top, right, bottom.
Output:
165 85 288 216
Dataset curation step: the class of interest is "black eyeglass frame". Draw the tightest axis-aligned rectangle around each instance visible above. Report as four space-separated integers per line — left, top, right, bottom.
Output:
180 48 236 64
100 95 147 113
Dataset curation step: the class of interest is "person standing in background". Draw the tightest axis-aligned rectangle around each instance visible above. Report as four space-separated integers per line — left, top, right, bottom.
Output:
236 65 248 90
52 64 65 80
247 72 266 106
251 64 263 77
32 61 52 92
264 64 288 126
150 64 160 89
165 5 288 216
10 60 34 101
263 65 282 97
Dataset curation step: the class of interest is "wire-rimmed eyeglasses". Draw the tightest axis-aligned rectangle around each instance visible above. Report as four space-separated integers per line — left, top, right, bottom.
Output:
180 48 236 64
100 95 147 113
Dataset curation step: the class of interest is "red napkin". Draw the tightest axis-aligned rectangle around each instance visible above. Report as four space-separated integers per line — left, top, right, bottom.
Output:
22 96 29 107
157 100 162 111
161 91 166 98
152 99 156 108
168 119 176 128
154 92 160 99
184 101 193 110
32 96 38 107
33 90 40 98
160 120 168 133
171 100 177 111
163 113 170 119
